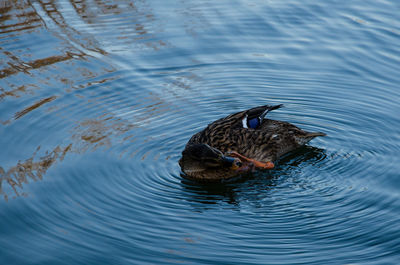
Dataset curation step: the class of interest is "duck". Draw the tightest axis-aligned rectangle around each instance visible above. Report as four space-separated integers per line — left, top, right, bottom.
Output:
179 104 326 182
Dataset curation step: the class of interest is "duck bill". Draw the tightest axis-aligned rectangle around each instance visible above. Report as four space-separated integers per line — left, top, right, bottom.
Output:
224 156 255 171
221 156 236 166
220 156 241 170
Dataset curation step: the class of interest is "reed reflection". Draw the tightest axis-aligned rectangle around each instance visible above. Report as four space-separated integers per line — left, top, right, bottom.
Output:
0 0 174 201
68 0 168 51
0 145 71 201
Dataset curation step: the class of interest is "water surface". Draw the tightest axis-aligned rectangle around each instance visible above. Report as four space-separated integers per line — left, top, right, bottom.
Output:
1 0 400 264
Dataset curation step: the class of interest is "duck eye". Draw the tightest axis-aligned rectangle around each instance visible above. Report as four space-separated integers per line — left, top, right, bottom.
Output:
235 161 242 167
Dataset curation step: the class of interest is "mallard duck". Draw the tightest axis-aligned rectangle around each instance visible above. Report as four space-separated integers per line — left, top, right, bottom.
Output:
179 104 326 182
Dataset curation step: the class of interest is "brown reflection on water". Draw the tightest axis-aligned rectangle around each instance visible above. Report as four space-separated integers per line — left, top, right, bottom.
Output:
35 0 107 55
0 145 71 201
0 52 84 79
14 96 57 119
0 1 48 79
0 0 177 200
0 0 95 97
0 1 110 199
72 114 136 152
0 1 42 34
0 0 111 118
0 85 35 100
68 0 168 51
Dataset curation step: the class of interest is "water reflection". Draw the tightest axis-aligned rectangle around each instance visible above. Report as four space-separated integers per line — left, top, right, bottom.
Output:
63 0 168 52
0 0 128 199
14 96 57 119
0 50 85 78
0 144 71 201
0 1 42 34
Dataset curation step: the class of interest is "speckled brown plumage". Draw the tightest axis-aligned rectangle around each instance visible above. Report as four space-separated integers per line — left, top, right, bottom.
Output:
180 104 326 182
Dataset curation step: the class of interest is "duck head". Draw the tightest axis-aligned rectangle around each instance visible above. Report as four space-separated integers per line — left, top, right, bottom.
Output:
179 144 254 182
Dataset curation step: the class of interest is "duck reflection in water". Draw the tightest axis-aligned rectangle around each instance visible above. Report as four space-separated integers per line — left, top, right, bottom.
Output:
179 104 326 182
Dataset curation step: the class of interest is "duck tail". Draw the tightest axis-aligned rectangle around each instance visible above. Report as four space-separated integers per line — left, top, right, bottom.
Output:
305 132 327 137
295 131 326 145
269 104 284 111
259 104 283 120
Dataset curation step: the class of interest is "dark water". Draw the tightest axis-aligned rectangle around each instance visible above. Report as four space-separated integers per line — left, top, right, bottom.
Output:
1 0 400 264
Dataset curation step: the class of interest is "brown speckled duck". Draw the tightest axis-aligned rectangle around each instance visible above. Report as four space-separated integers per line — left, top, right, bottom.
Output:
179 104 326 182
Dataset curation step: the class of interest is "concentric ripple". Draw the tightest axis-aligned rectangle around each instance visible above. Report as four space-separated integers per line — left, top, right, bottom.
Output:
1 0 400 264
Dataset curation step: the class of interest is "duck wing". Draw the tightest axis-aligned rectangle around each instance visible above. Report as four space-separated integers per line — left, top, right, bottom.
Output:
243 104 283 129
187 104 283 149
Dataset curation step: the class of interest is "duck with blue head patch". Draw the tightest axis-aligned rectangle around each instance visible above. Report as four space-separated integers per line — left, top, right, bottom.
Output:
179 104 326 182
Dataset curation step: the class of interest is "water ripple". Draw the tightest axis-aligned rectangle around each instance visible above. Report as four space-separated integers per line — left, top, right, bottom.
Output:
1 0 400 264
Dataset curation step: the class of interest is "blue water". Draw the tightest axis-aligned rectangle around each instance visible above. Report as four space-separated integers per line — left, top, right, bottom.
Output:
1 0 400 264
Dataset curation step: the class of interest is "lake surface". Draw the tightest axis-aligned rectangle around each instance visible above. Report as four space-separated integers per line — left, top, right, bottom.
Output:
1 0 400 264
